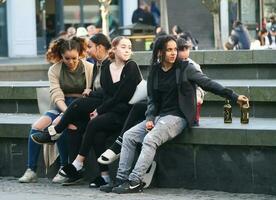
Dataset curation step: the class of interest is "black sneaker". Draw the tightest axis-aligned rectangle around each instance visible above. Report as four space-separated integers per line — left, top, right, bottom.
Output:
112 180 143 194
60 164 84 186
62 175 83 186
31 131 56 144
100 179 125 193
89 176 107 188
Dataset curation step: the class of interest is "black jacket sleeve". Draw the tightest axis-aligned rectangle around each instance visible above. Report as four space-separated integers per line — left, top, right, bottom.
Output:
145 66 158 122
186 63 239 102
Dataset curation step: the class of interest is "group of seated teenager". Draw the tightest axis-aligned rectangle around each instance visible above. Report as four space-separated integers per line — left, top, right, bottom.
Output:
19 33 249 194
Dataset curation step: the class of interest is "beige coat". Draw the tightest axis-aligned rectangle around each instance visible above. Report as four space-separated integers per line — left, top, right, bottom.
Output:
48 59 94 104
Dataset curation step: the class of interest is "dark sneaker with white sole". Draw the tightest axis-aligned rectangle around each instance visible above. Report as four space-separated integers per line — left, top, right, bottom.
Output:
31 131 61 144
31 131 55 144
89 176 107 188
60 164 84 186
100 178 125 193
112 180 144 194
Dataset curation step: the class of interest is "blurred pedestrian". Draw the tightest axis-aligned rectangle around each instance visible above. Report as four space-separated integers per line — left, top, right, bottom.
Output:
132 0 156 26
265 23 276 49
228 21 251 49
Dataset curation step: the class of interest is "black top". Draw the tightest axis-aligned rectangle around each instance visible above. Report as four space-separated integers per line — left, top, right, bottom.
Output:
157 66 182 117
97 60 142 115
60 61 86 94
91 58 110 90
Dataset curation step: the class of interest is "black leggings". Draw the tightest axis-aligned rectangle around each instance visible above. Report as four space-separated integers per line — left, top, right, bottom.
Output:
109 101 147 154
79 112 127 172
120 101 147 134
55 96 102 133
54 96 102 162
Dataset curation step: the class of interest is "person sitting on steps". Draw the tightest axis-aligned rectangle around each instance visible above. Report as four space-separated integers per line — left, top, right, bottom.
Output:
19 37 93 184
101 35 249 194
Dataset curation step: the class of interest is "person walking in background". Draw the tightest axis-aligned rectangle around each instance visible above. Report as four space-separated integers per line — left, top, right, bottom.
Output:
228 21 251 50
67 27 76 39
264 23 276 49
19 37 93 184
150 1 160 26
86 24 98 37
132 0 156 26
171 25 183 38
103 35 248 194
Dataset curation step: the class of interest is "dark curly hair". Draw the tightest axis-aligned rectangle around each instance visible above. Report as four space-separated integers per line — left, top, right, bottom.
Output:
46 37 88 63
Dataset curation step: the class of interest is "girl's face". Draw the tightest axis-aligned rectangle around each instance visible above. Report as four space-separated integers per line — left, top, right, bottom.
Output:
87 40 98 60
163 40 177 65
114 38 132 62
62 49 79 70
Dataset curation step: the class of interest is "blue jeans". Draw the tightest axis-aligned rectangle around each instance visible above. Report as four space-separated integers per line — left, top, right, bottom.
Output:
27 97 75 171
116 115 187 183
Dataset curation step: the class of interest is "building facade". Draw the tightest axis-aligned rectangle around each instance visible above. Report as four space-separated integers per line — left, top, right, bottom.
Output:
0 0 276 57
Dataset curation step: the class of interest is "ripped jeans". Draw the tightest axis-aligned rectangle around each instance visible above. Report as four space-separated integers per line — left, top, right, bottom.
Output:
116 115 187 183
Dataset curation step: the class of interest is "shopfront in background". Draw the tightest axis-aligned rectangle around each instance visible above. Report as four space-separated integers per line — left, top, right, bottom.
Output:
36 0 119 53
0 2 7 57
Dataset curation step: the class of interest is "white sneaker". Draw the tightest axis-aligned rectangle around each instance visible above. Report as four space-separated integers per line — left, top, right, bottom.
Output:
18 168 37 183
52 170 68 184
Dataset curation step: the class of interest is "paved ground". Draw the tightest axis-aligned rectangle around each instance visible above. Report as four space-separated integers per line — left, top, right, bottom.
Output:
0 177 275 200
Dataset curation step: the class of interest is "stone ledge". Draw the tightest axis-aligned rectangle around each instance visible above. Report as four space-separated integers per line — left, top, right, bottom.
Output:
133 50 276 65
0 50 275 70
0 114 275 147
1 80 276 102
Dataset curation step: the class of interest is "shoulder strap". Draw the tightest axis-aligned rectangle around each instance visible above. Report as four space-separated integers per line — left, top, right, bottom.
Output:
125 59 143 80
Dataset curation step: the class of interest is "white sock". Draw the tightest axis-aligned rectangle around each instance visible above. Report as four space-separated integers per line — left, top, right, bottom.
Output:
72 160 83 171
101 175 110 183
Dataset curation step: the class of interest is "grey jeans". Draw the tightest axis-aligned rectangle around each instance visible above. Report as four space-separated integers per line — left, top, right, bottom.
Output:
116 115 187 183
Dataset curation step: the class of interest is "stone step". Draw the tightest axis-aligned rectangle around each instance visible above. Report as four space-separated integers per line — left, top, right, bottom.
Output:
0 80 276 117
2 113 276 195
0 113 275 147
0 57 50 81
1 79 276 100
1 50 276 81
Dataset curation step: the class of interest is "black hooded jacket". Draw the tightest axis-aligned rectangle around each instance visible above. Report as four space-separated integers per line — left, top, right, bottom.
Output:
145 60 239 127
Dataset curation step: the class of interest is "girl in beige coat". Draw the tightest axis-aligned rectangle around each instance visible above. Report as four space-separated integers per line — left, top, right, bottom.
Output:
19 37 93 184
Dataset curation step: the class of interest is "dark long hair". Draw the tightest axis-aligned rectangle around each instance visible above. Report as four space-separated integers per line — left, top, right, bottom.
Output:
90 33 111 50
151 35 177 66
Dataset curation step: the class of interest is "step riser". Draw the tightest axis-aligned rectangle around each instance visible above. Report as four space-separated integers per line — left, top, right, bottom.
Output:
1 100 276 118
200 102 276 118
0 100 275 118
1 127 276 195
0 70 48 81
1 64 276 81
156 144 276 195
202 64 276 80
0 100 38 114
